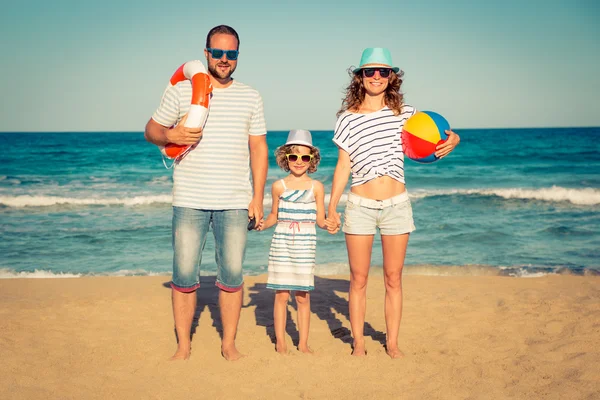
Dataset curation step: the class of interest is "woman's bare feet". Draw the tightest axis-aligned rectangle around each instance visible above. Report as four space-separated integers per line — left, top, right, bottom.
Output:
221 343 244 361
169 345 191 361
386 345 405 359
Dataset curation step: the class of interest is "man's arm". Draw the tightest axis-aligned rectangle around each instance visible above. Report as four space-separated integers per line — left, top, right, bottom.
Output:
248 134 268 223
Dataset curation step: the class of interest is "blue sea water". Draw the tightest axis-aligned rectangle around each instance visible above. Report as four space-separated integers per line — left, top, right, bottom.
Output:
1 128 599 279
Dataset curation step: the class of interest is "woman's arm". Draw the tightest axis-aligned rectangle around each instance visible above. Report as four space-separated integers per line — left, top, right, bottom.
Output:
257 180 283 231
327 148 351 228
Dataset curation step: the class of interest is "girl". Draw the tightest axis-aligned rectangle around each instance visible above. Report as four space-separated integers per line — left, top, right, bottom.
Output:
327 48 460 358
258 129 334 354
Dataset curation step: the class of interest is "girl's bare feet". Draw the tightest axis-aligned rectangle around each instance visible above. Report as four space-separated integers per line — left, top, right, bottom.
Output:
351 339 367 356
298 344 313 354
275 341 288 355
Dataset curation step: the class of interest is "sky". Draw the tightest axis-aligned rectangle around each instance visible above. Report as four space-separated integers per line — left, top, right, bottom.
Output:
0 0 599 132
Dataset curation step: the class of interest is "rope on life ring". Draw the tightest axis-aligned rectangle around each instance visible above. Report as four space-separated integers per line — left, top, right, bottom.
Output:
159 60 212 164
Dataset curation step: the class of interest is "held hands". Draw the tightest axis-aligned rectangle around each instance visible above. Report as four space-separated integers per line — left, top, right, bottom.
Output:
166 114 203 146
325 210 342 235
248 196 264 231
435 130 460 159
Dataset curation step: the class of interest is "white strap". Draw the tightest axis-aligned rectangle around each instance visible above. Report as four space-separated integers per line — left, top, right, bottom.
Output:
280 179 287 190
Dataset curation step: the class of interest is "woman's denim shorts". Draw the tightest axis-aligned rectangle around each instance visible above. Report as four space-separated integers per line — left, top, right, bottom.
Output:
342 192 416 235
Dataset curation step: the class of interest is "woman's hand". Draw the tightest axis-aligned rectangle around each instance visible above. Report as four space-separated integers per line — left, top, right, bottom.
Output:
325 213 341 234
435 130 460 159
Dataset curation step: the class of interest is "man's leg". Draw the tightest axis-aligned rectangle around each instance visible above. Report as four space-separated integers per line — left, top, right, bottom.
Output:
212 209 248 361
170 207 210 360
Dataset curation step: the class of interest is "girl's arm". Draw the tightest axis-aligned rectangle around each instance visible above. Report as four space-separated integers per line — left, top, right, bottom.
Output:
327 148 351 229
313 181 328 229
257 180 283 231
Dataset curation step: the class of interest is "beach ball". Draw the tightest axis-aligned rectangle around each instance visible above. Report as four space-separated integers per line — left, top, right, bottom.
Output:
401 111 450 163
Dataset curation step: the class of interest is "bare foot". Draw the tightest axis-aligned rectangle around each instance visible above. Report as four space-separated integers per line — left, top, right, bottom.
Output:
351 340 367 357
298 345 314 354
386 347 405 359
275 341 288 355
221 344 244 361
169 345 190 361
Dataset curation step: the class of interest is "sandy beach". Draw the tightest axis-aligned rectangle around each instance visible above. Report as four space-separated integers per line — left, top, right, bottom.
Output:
1 273 599 399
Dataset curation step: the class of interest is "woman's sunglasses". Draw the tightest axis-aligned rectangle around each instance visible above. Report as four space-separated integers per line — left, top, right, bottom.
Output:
362 68 392 78
206 48 239 61
286 154 313 163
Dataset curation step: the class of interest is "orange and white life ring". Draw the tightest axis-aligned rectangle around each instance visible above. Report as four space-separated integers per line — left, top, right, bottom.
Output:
159 60 212 161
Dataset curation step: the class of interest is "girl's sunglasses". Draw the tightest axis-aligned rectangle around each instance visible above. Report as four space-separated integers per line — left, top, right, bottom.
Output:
362 68 392 78
286 154 313 163
206 48 239 60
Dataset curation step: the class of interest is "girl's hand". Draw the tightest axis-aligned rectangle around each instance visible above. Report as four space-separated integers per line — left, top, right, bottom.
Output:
435 130 460 159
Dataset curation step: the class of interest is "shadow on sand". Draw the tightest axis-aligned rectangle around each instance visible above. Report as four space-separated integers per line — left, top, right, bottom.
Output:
244 275 386 352
162 276 222 343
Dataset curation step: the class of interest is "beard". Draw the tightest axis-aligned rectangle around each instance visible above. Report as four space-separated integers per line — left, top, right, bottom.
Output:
208 61 236 80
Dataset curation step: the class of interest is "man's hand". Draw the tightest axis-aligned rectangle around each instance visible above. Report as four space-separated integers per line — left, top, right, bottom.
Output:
166 114 203 145
248 195 264 230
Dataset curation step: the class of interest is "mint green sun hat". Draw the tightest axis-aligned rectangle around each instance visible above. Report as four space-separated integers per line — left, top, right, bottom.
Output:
352 47 400 73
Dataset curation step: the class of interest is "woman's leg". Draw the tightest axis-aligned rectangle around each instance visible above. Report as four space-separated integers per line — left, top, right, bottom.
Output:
295 291 312 353
381 233 409 359
345 234 374 356
274 290 290 354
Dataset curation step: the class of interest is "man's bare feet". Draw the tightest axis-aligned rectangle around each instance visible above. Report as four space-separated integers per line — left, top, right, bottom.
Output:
275 341 288 355
169 345 191 361
351 340 367 356
221 343 244 361
298 344 313 354
386 346 405 359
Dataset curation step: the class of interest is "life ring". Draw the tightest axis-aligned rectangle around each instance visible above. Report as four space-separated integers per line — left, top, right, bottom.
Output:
159 60 212 161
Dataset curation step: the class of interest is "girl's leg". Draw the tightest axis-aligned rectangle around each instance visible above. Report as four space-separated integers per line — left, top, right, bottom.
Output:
295 291 312 353
381 233 409 359
345 234 374 356
274 290 290 354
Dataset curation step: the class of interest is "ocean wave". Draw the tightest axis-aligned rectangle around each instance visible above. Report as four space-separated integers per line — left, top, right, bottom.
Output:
410 186 600 205
0 194 172 208
0 268 82 279
2 186 597 209
2 265 596 279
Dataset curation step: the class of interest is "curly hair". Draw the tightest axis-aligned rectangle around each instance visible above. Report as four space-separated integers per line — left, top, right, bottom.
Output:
337 67 405 117
274 144 321 174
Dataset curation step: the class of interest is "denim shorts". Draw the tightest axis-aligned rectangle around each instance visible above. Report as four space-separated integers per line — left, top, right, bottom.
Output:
171 207 248 293
342 192 416 235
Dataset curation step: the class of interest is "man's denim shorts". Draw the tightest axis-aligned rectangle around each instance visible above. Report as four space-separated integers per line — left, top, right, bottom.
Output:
171 207 248 293
342 192 416 235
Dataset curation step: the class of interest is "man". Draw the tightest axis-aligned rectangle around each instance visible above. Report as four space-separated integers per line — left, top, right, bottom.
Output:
145 25 268 361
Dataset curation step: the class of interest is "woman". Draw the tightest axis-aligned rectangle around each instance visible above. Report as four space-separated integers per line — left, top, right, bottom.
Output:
327 48 460 358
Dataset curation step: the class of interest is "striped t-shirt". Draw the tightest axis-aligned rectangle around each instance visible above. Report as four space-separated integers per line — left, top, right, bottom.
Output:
333 105 417 187
152 80 266 209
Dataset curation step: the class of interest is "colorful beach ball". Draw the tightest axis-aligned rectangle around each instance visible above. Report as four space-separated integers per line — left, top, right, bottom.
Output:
401 111 450 163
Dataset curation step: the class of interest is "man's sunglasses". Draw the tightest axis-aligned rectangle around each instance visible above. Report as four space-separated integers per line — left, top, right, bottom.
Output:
206 48 239 61
286 154 313 163
362 68 392 78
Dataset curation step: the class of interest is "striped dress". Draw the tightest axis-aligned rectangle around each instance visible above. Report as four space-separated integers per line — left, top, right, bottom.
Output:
266 180 317 291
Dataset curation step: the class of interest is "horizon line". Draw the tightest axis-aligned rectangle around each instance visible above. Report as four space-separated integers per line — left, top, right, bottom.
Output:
1 125 600 134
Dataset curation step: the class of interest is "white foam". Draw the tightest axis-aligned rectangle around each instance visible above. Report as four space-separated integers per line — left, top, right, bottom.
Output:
411 186 600 206
0 194 172 208
0 268 82 279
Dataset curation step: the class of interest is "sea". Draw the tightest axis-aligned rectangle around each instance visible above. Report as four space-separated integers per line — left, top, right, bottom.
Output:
1 128 599 279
